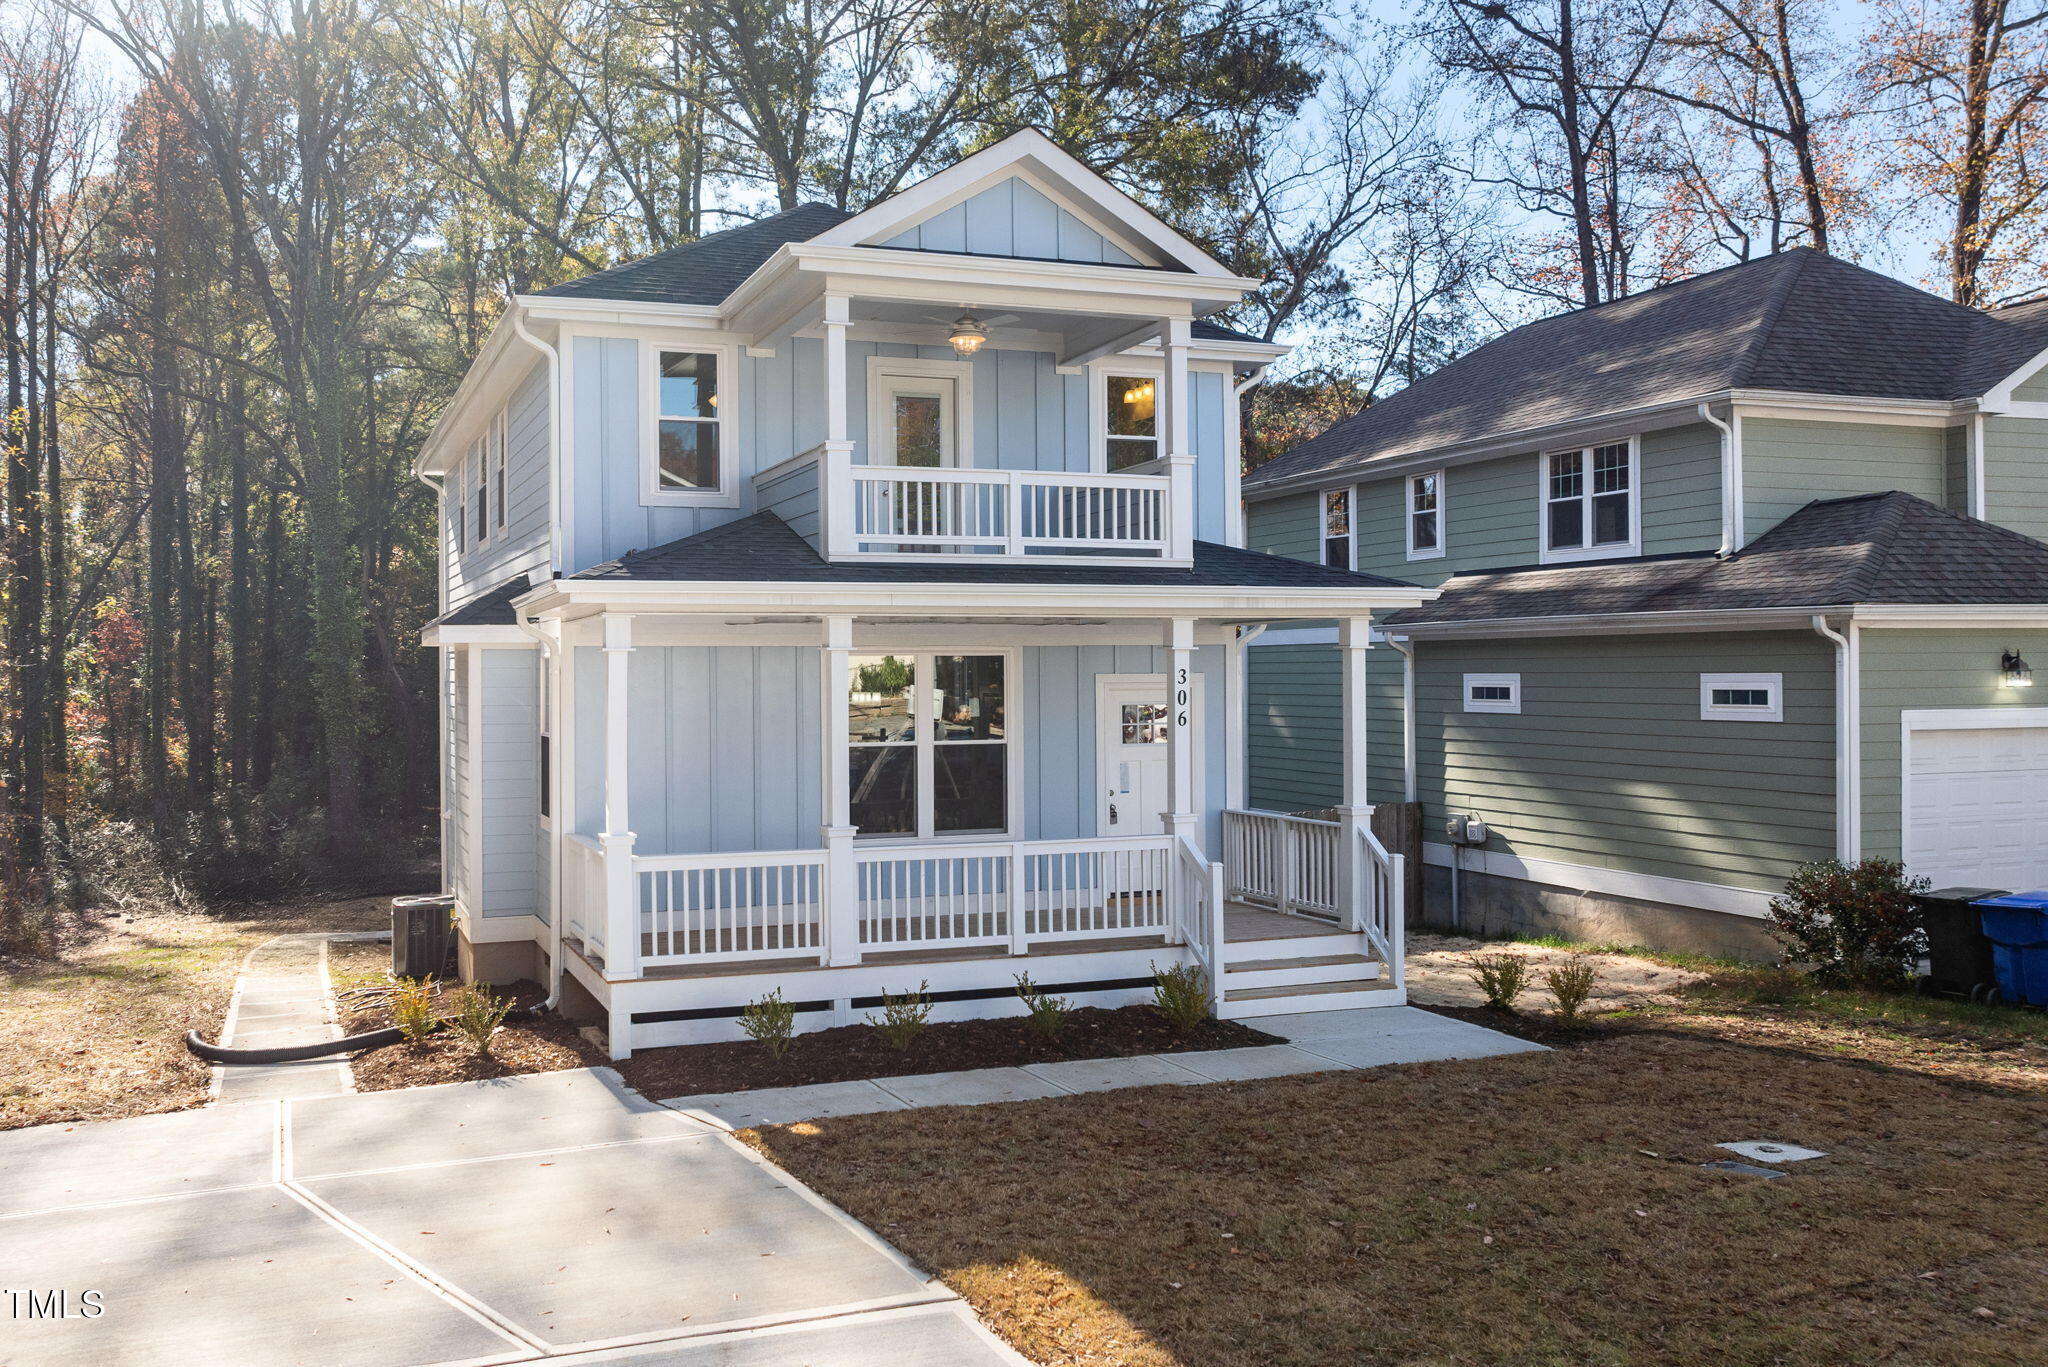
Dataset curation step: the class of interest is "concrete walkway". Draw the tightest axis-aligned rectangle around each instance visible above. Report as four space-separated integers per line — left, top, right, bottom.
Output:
660 1005 1545 1130
212 932 356 1105
0 1069 1024 1366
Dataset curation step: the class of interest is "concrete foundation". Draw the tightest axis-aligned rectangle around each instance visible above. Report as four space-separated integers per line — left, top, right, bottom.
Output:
1419 863 1779 961
457 928 547 986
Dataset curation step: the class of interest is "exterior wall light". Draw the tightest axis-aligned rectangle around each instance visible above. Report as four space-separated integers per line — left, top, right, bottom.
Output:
2002 650 2034 688
947 313 989 357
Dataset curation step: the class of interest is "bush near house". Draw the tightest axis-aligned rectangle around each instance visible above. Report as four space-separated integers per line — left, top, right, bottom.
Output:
1767 857 1930 990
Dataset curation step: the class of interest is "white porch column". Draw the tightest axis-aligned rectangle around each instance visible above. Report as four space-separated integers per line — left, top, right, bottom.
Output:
820 615 861 965
1161 318 1196 563
1164 617 1200 848
1224 627 1247 811
599 614 639 982
1336 617 1372 933
820 295 857 560
822 294 850 443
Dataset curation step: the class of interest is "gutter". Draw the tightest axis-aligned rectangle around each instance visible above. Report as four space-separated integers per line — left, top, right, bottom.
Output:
1811 614 1861 863
514 613 568 1011
1697 402 1737 556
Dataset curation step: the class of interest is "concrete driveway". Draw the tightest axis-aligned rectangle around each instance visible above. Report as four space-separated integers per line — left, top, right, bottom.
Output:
0 1070 1021 1366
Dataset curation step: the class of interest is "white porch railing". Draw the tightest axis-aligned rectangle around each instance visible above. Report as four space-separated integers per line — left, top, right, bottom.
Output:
1172 832 1227 1015
637 850 828 968
563 832 608 962
1221 808 1342 920
1359 822 1406 987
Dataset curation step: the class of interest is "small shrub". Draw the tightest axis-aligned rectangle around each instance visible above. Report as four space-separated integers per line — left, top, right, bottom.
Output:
868 981 935 1051
393 977 439 1043
1767 858 1930 990
446 982 513 1056
1014 973 1071 1040
739 989 798 1058
1545 955 1598 1025
1152 962 1212 1033
1468 951 1533 1012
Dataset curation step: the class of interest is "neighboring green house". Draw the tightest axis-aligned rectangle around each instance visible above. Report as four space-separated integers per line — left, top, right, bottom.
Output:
1242 248 2048 955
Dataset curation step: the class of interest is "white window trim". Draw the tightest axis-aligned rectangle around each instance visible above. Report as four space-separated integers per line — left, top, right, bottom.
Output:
468 433 491 548
1086 357 1164 473
452 454 467 556
1464 672 1521 714
1406 468 1446 561
1539 436 1641 564
493 408 509 534
846 647 1019 842
866 355 975 469
1323 484 1356 571
1700 671 1783 722
641 340 739 508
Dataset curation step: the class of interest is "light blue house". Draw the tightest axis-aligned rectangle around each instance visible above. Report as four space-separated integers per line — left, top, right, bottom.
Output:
1242 250 2048 956
419 132 1431 1057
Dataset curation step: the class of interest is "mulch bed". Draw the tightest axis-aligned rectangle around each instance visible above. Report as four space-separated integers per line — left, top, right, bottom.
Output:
612 1006 1281 1099
343 978 608 1091
1418 1001 1619 1049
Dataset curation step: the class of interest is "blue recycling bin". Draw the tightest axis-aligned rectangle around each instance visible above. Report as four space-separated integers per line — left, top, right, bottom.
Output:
1972 892 2048 1007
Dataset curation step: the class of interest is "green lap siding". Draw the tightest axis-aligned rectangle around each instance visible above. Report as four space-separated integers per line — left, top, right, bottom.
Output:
1741 418 1946 538
1983 416 2048 543
1857 627 2048 864
2013 365 2048 403
1412 632 1837 891
1245 491 1321 562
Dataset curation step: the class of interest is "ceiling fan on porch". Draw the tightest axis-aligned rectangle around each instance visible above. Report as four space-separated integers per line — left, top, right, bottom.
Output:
920 309 1020 356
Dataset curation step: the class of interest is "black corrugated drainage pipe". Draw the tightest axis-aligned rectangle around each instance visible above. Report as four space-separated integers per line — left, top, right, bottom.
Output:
185 1004 542 1064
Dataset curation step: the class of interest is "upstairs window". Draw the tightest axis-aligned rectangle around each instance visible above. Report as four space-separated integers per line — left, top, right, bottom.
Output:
1542 440 1637 561
644 345 735 506
1408 471 1444 560
1103 374 1158 471
453 456 466 555
1323 488 1352 569
493 409 508 533
468 432 490 547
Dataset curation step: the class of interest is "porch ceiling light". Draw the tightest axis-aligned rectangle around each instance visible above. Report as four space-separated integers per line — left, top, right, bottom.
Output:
2002 650 2034 688
947 312 989 357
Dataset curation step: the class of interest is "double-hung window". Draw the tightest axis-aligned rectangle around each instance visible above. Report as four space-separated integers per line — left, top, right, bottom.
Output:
1542 439 1637 561
1323 488 1352 569
469 431 490 547
453 455 467 555
847 652 1009 838
493 409 508 534
1103 374 1158 471
1408 471 1444 559
645 346 733 505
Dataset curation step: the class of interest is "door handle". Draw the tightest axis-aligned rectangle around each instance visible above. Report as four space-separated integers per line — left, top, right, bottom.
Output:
1109 803 1119 825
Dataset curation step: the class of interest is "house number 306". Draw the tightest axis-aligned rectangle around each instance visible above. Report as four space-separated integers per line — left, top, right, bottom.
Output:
1175 667 1190 728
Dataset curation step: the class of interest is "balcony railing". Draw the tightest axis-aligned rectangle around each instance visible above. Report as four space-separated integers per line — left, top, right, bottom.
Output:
756 441 1193 565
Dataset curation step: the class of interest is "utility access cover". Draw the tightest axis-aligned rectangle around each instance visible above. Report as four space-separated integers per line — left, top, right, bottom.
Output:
1717 1140 1826 1163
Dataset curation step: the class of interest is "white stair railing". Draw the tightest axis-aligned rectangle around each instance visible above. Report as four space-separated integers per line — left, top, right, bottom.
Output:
1358 822 1406 988
1172 832 1227 1016
1222 808 1342 920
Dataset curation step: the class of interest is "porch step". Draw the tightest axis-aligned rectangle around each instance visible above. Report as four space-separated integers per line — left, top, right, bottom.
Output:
1220 978 1401 1019
1223 953 1380 991
1221 931 1359 965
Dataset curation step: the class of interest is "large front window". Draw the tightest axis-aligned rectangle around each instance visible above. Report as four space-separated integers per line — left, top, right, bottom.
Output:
1543 440 1635 559
848 653 1008 838
656 350 721 492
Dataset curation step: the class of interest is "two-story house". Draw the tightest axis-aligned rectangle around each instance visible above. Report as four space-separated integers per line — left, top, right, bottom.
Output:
1243 248 2048 956
418 131 1432 1058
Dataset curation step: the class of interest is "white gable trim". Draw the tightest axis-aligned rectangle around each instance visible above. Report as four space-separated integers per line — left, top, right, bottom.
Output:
1981 337 2048 413
806 129 1237 278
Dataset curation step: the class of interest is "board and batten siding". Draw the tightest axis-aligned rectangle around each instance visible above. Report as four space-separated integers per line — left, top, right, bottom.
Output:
565 336 1234 574
1983 415 2048 543
476 648 542 919
879 175 1144 265
1857 627 2048 866
1412 633 1837 892
448 649 471 909
447 357 551 611
567 642 1227 855
1740 417 1946 540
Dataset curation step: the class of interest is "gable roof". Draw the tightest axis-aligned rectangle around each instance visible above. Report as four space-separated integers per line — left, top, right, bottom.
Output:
1382 491 2048 630
536 203 854 306
569 511 1419 590
432 574 533 628
1247 249 2048 494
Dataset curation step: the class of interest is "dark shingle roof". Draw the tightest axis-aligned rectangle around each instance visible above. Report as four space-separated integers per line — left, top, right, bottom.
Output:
537 204 854 305
570 511 1419 590
1382 492 2048 629
1247 249 2048 492
434 575 531 627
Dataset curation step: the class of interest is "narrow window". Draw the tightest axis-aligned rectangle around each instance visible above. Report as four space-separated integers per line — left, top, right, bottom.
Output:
1700 672 1782 722
848 654 917 837
1408 471 1443 559
656 350 721 491
1323 488 1352 569
932 655 1006 834
471 434 489 545
1464 673 1521 714
1544 440 1636 559
1104 374 1158 470
453 457 466 555
493 410 508 533
537 657 551 820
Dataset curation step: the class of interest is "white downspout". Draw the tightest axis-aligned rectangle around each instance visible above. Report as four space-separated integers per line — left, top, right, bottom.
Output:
1385 632 1417 802
505 304 565 577
416 468 452 897
1811 614 1861 863
514 614 567 1010
1700 402 1736 557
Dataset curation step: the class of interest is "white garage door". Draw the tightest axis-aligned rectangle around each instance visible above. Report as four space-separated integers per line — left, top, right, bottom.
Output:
1906 725 2048 891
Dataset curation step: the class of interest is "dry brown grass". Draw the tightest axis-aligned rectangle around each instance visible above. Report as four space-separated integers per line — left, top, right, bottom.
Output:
748 997 2048 1367
0 895 389 1131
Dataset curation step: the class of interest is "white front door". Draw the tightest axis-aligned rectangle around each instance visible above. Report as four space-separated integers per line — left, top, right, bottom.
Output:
876 371 959 468
1906 721 2048 890
1097 675 1200 837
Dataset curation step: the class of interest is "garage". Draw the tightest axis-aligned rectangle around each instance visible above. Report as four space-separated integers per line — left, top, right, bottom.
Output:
1905 721 2048 891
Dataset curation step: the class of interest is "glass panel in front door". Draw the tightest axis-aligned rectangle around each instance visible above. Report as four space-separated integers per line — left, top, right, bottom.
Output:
893 393 945 467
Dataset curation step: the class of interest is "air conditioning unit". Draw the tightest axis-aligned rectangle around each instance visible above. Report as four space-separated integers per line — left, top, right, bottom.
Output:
391 894 457 980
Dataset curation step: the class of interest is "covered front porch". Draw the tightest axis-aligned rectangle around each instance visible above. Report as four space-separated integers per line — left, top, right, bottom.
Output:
516 567 1419 1056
